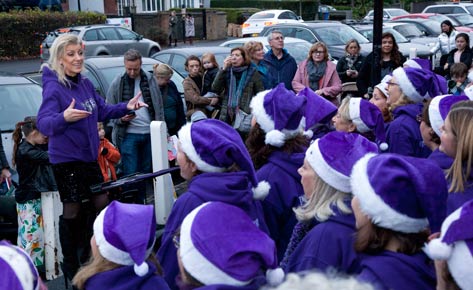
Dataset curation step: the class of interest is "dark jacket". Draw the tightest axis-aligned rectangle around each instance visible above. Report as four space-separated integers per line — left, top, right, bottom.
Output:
261 49 298 90
202 67 219 95
446 47 473 73
336 54 365 83
161 80 186 136
14 140 57 203
357 51 406 96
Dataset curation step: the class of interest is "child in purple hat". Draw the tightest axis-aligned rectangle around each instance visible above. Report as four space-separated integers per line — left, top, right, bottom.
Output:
370 76 392 123
439 101 473 215
73 201 169 290
246 83 308 262
176 201 284 290
350 153 448 290
386 67 436 157
158 119 270 290
282 131 378 274
0 240 47 290
424 199 473 290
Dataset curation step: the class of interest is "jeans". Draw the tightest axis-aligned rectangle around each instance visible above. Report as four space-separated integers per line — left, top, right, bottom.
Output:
120 133 152 203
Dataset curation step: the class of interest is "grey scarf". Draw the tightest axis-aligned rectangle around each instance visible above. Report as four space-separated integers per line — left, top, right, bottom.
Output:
307 60 326 91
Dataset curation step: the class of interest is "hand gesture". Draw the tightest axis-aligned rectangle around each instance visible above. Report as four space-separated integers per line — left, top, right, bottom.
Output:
223 56 232 70
1 168 11 185
210 97 219 106
127 91 149 111
64 98 91 122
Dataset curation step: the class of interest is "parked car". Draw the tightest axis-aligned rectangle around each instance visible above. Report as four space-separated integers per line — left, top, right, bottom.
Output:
363 8 409 22
259 22 371 60
381 22 438 48
241 9 303 37
0 72 43 243
447 13 473 28
151 46 231 77
391 14 473 34
40 24 161 63
219 36 313 64
422 3 473 15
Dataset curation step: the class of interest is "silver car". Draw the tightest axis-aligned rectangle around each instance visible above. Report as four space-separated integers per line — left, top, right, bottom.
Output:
40 24 161 62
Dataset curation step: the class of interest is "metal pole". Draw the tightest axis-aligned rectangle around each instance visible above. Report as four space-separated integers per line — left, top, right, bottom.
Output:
371 0 383 97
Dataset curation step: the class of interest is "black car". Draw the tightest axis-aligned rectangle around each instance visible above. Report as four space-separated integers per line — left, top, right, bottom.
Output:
151 46 231 77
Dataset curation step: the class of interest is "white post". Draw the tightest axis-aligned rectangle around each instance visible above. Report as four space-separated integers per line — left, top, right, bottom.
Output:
150 121 176 225
409 47 417 60
41 191 63 280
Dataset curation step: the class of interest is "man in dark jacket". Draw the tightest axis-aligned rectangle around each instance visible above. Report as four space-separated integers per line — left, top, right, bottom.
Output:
262 30 298 91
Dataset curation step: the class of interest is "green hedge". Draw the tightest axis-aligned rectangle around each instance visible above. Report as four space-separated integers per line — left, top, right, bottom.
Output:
0 9 105 59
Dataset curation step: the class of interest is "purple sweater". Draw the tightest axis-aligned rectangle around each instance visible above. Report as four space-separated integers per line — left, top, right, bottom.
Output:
358 251 436 290
37 67 128 164
285 202 361 274
85 262 170 290
447 171 473 215
428 148 453 170
157 172 269 290
257 150 305 262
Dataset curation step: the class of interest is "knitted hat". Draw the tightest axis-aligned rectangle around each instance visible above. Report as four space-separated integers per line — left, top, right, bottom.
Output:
306 131 378 193
392 67 437 102
296 87 337 139
179 202 284 287
429 94 470 137
351 153 448 233
0 241 40 290
424 199 473 290
250 83 306 147
93 201 156 276
178 119 270 199
403 58 432 71
348 97 388 151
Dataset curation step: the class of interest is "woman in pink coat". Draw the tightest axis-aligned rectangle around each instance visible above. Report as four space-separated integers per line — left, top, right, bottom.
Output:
292 42 342 105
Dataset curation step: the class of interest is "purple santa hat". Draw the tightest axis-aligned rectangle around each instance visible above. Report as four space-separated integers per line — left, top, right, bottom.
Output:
250 83 306 147
296 87 337 139
178 119 270 199
0 241 40 290
404 58 432 71
424 199 473 290
306 131 378 193
429 94 470 137
348 97 388 151
93 201 156 277
392 67 439 102
179 202 284 287
350 153 448 233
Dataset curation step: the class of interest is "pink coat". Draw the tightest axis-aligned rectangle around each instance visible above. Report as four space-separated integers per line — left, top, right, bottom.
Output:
292 59 342 102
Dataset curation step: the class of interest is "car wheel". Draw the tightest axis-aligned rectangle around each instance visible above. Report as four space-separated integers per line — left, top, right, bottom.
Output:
149 47 160 57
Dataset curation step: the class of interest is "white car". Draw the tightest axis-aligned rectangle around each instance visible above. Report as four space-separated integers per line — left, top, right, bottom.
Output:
241 10 303 37
219 36 313 64
363 8 409 21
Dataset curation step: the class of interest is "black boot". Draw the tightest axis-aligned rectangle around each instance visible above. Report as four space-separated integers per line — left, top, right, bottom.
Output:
59 216 81 288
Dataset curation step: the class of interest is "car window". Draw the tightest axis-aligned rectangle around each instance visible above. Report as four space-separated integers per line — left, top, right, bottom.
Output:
249 12 275 20
294 28 316 43
454 7 466 14
214 53 228 69
83 29 100 41
315 25 370 46
154 53 172 64
394 24 423 38
116 27 137 40
383 11 388 18
467 6 473 14
0 84 43 131
419 19 441 34
100 27 119 40
284 42 311 63
82 68 104 96
222 42 243 49
389 9 408 16
170 55 187 76
384 28 409 43
279 11 298 20
455 13 473 25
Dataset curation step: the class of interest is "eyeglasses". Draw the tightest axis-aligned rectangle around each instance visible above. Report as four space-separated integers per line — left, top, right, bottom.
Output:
313 50 325 55
272 36 284 41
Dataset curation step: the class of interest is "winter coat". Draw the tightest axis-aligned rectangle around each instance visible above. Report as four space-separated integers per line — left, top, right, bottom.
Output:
446 47 473 70
169 15 179 39
161 80 186 136
430 30 458 55
428 148 453 170
336 54 365 83
292 59 342 104
261 49 297 90
185 17 195 37
97 138 120 182
183 74 212 117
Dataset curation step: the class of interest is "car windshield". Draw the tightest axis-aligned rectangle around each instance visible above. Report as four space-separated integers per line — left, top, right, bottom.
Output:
358 27 409 43
283 42 312 63
467 6 473 14
421 19 442 34
389 9 408 16
454 14 473 25
314 25 370 46
249 13 275 20
0 83 43 131
394 24 423 39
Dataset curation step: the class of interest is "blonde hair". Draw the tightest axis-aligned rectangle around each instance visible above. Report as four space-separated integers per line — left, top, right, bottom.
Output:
153 63 173 78
338 97 353 123
244 41 264 61
41 34 83 86
201 52 219 69
389 93 415 111
308 42 329 62
294 172 351 222
261 272 374 290
446 102 473 192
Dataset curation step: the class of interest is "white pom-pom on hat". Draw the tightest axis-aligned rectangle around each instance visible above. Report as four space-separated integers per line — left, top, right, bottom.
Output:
424 239 453 260
379 142 389 151
252 181 271 200
266 268 285 286
265 130 286 147
134 262 149 277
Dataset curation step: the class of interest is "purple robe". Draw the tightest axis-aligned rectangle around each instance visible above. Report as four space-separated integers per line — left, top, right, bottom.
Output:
428 148 453 170
157 172 269 290
85 262 170 290
386 103 431 158
257 150 305 261
447 171 473 215
358 251 435 290
285 202 361 274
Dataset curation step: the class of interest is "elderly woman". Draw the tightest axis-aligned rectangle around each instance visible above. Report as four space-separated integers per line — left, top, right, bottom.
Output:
244 40 270 89
336 39 365 83
292 42 342 105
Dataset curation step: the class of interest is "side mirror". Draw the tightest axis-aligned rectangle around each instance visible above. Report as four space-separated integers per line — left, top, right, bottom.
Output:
297 16 302 20
136 35 144 41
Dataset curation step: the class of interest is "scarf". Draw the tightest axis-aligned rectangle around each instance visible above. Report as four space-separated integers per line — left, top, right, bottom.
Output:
279 220 316 271
227 65 248 120
121 70 155 120
345 53 359 70
307 60 326 91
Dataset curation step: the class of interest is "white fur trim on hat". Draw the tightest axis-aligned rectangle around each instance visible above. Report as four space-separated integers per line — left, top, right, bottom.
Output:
306 139 351 193
179 203 251 286
392 68 423 103
265 130 286 147
93 207 155 267
428 94 450 137
404 59 422 69
0 245 39 290
448 241 473 290
250 90 274 133
349 98 370 133
178 123 226 173
253 181 271 200
350 153 429 233
424 206 461 260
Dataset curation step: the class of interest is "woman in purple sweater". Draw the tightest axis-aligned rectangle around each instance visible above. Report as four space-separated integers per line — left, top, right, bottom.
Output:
37 34 147 283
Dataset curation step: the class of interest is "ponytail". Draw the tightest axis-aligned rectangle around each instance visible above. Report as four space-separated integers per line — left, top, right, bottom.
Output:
11 116 38 167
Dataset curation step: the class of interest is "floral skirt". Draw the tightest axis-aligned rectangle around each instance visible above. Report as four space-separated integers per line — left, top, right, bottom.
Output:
17 199 44 267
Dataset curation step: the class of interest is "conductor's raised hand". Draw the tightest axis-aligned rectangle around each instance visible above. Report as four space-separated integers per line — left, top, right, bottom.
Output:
64 98 91 122
127 91 148 110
